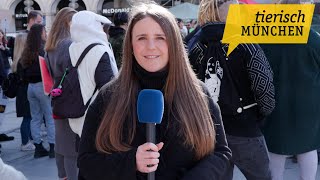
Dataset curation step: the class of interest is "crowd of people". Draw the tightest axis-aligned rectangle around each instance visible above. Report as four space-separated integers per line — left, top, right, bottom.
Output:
0 0 319 180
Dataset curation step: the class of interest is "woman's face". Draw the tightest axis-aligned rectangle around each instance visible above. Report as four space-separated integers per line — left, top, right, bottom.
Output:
132 17 169 72
41 28 47 41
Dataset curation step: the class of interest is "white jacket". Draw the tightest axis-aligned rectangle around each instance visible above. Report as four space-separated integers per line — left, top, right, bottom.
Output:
68 11 118 136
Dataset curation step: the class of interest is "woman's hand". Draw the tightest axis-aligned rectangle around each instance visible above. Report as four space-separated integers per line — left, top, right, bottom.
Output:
136 142 164 173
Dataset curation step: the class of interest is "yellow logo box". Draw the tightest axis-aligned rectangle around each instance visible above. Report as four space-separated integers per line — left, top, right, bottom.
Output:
222 4 315 56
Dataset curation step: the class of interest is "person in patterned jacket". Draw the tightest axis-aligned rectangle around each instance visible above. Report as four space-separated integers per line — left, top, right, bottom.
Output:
188 0 275 179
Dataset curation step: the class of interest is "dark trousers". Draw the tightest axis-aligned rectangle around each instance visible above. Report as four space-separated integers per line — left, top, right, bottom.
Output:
20 116 32 145
225 135 272 180
56 153 78 180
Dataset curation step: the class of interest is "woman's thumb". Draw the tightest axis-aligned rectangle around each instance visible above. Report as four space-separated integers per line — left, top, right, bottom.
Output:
156 142 164 151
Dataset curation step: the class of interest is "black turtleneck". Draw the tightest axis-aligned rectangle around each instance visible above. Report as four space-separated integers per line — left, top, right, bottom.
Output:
133 61 168 90
133 61 170 146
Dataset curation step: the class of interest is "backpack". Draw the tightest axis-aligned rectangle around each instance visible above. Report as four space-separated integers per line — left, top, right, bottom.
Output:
2 72 20 98
50 43 100 119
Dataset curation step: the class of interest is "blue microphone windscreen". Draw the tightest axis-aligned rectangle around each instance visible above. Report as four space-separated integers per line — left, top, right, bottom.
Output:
137 89 164 124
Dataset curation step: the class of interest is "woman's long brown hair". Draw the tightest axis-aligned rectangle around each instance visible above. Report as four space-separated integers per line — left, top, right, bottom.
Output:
96 3 215 160
20 24 45 68
45 7 77 52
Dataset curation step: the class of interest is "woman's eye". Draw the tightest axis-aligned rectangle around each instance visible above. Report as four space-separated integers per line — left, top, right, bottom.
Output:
157 36 166 40
137 37 146 40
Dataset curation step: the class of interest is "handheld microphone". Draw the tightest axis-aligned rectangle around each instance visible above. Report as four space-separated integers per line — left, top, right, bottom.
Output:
137 89 164 180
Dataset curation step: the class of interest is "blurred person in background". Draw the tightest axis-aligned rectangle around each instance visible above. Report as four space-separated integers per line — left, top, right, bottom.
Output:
109 12 128 69
45 7 78 180
67 10 118 137
260 0 320 179
0 29 14 153
189 19 198 33
0 30 11 149
26 11 43 32
12 33 35 151
18 24 55 159
0 29 11 76
9 11 43 63
0 29 10 114
188 0 275 179
103 23 112 38
176 18 188 38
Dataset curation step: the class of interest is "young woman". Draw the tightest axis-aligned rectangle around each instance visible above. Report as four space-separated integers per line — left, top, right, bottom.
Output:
0 29 11 114
12 33 35 151
19 24 55 158
0 29 11 75
45 7 78 180
78 3 231 180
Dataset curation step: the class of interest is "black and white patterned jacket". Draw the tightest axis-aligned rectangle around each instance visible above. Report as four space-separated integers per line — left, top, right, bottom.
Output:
188 23 275 137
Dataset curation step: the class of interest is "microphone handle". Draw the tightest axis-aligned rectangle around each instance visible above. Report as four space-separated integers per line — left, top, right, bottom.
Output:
146 123 156 143
146 123 156 180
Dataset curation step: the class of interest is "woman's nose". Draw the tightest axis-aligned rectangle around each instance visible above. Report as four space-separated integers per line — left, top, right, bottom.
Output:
146 39 156 49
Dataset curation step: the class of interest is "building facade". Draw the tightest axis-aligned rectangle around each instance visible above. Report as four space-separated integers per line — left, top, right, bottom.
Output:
0 0 200 33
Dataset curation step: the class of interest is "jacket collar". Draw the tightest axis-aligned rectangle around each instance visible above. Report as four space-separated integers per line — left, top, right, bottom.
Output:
201 22 226 42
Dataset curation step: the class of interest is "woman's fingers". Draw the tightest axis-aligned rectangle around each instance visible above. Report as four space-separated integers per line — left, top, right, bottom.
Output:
143 157 160 165
140 142 160 152
136 142 164 173
137 144 160 159
140 151 160 159
142 164 158 173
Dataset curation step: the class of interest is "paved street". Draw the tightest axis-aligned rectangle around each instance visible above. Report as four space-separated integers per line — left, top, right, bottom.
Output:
0 98 319 180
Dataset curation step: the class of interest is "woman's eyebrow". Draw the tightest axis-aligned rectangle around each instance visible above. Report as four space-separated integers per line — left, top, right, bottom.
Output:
135 34 147 38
